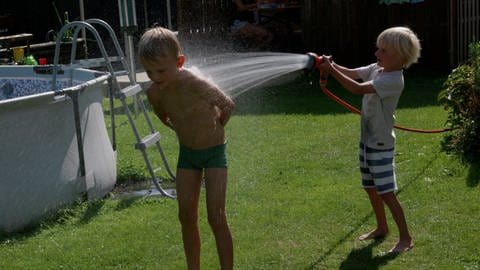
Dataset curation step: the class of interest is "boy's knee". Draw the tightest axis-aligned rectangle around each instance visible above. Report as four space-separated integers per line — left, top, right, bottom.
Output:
207 212 228 231
178 211 198 226
379 191 395 200
379 192 400 205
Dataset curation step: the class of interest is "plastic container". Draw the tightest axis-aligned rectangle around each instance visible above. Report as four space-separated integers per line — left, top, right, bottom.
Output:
38 58 47 65
12 47 24 64
24 55 38 65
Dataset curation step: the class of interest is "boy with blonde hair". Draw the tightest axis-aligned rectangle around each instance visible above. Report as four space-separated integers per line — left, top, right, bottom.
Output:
138 27 235 269
319 26 421 253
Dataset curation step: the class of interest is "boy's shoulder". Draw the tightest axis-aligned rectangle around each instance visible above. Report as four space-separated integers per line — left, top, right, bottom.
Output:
178 68 204 84
355 63 379 81
181 67 220 91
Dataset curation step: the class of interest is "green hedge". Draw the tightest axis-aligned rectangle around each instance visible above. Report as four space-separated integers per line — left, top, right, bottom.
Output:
438 41 480 162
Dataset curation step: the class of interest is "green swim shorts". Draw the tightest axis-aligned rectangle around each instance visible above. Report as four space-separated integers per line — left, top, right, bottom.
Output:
177 144 227 170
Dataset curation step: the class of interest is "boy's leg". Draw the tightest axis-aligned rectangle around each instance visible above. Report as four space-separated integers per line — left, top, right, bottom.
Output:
381 192 413 253
176 168 203 270
359 187 389 240
205 168 233 270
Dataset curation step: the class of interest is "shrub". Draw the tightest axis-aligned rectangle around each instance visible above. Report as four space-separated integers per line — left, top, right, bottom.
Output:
438 41 480 162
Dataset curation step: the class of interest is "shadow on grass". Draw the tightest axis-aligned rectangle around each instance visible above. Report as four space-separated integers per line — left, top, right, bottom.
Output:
305 154 440 269
0 196 143 243
338 240 398 270
77 199 110 225
0 227 37 245
467 161 480 187
304 212 374 270
233 74 344 116
76 195 151 223
114 196 144 211
0 199 105 243
233 69 448 116
398 68 449 110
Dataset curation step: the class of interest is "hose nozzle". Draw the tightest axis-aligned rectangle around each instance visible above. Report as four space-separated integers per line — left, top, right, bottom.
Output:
306 52 329 85
306 52 324 70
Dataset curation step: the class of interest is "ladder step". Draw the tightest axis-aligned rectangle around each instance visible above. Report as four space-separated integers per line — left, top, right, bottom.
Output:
116 84 143 99
135 132 161 150
113 70 129 77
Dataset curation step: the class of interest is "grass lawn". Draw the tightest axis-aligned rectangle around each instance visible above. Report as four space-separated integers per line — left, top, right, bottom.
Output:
1 69 479 269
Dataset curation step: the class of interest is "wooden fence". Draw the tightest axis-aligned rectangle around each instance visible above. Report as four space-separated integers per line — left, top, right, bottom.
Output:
175 0 234 56
177 0 233 37
1 0 476 68
174 0 477 69
452 0 480 65
302 0 450 69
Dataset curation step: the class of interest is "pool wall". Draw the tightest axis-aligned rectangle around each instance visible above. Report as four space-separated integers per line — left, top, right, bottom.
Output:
0 66 116 232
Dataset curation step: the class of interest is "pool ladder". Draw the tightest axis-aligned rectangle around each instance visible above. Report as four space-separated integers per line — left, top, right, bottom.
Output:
52 19 176 198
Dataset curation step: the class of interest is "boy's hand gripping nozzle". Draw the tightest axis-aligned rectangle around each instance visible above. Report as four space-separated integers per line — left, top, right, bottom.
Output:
306 52 328 86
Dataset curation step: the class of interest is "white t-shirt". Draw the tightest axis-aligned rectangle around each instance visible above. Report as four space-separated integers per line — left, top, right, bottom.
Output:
354 63 404 149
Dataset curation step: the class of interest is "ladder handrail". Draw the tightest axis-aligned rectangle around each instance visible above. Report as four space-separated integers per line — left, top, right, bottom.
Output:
51 21 117 91
51 20 119 156
51 19 176 198
84 19 175 180
84 18 135 84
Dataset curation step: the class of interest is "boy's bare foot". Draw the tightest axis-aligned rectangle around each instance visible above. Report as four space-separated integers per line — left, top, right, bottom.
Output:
358 229 388 241
389 239 414 254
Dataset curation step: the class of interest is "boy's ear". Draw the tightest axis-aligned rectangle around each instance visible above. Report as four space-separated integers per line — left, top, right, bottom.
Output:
177 55 185 68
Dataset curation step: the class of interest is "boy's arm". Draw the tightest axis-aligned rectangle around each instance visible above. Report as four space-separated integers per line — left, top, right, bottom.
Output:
331 62 360 80
218 95 235 126
212 86 235 126
198 82 235 126
320 60 375 95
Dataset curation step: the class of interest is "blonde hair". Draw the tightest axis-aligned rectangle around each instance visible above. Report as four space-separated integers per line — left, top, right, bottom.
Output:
376 26 421 69
138 27 182 64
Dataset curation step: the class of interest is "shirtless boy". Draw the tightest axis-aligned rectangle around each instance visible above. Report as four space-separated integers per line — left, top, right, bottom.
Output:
138 27 235 270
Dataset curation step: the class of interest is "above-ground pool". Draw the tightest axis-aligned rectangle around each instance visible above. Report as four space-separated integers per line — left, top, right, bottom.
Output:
0 65 116 232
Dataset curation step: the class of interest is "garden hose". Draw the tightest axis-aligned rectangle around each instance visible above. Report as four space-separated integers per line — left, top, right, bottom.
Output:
306 52 451 134
320 85 451 133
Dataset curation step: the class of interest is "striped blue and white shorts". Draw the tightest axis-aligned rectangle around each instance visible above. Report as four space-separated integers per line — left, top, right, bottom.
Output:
358 142 397 194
